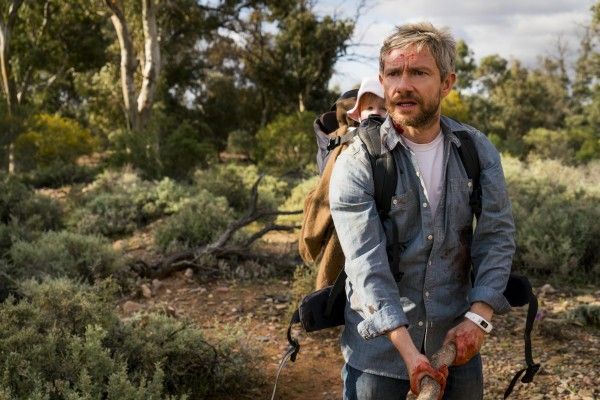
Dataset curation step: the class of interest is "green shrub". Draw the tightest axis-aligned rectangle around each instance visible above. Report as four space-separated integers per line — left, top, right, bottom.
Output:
160 121 217 179
14 113 98 171
289 264 317 314
277 175 319 226
154 190 233 252
20 162 99 188
70 169 191 237
7 231 124 283
226 129 255 155
254 112 317 173
0 279 261 399
0 174 63 231
504 156 600 283
194 164 289 212
523 128 572 161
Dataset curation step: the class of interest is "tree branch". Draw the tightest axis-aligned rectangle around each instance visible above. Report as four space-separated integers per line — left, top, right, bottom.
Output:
134 175 302 279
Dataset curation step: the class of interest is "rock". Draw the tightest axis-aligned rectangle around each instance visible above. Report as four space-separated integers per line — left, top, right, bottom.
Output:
184 268 194 278
122 301 143 314
166 305 178 318
141 284 152 298
539 283 556 296
151 279 164 293
216 286 229 293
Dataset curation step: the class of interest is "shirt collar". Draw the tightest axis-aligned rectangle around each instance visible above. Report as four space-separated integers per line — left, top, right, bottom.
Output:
381 115 463 152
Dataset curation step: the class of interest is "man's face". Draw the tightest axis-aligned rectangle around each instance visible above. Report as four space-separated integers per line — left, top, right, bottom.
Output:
379 45 455 129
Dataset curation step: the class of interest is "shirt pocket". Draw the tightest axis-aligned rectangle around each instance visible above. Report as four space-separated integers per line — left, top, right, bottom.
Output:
388 188 419 242
448 177 474 229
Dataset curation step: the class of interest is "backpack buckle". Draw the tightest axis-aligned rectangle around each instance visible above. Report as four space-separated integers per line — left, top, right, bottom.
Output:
327 136 342 151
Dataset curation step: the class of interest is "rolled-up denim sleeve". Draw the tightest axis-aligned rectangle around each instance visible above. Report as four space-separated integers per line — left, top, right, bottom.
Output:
329 148 408 339
469 134 515 314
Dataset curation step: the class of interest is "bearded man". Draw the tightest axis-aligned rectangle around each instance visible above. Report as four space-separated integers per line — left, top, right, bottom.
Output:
329 22 515 400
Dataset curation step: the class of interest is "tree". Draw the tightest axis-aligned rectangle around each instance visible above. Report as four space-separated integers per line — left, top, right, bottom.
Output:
454 40 476 91
105 0 160 132
0 0 109 171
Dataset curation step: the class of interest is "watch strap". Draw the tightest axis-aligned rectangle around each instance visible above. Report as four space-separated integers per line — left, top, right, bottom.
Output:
464 311 493 333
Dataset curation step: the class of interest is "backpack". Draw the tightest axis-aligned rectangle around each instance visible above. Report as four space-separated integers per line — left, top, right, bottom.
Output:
275 115 540 400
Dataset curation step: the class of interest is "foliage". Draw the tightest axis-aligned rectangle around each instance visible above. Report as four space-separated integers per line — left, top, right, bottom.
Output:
226 129 255 156
276 175 319 225
441 90 470 122
0 278 261 399
567 304 600 328
0 174 63 232
254 112 316 173
14 114 98 171
70 169 191 237
19 161 99 189
504 156 600 283
523 128 573 161
5 231 123 284
193 164 289 212
154 190 233 252
289 263 317 314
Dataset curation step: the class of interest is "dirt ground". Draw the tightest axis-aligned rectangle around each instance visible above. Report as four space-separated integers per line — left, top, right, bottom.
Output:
115 228 600 400
125 271 600 400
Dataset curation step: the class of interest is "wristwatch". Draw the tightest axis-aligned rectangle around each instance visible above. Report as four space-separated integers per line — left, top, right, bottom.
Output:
464 311 493 333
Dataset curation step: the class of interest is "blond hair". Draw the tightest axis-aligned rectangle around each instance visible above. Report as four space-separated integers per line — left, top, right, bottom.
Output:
379 22 456 79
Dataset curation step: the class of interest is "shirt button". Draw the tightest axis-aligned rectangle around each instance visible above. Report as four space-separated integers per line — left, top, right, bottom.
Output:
416 171 420 177
418 321 424 327
425 291 430 297
467 181 473 188
427 234 433 241
423 202 428 208
428 261 432 266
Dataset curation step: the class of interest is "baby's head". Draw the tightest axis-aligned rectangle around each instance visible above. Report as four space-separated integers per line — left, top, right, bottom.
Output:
347 76 386 122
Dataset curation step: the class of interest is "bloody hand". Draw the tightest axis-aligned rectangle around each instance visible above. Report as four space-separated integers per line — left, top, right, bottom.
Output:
444 320 486 366
409 359 449 399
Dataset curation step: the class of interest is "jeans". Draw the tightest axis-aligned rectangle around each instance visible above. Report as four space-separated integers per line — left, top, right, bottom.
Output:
342 354 483 400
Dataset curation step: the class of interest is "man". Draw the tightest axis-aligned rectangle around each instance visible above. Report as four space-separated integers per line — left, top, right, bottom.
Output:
329 22 515 399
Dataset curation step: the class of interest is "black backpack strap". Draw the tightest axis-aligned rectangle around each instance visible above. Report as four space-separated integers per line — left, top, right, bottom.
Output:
454 130 482 219
327 129 358 151
357 115 402 281
271 311 301 400
503 281 541 398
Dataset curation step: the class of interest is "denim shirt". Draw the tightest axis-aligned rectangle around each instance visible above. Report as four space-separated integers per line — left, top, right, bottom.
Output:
329 116 515 379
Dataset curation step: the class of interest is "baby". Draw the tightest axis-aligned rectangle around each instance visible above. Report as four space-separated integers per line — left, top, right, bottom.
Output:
346 76 387 123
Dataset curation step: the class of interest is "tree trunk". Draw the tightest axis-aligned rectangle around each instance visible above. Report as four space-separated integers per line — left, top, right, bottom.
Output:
106 0 160 132
0 0 24 173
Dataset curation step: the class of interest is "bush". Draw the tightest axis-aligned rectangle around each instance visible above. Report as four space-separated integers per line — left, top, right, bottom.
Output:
523 128 572 161
254 112 317 173
226 129 255 156
504 156 600 283
160 121 217 178
20 162 99 188
0 174 63 231
0 278 261 399
14 113 98 171
193 164 289 213
154 190 234 252
277 175 319 226
6 231 124 284
70 169 191 237
289 264 317 314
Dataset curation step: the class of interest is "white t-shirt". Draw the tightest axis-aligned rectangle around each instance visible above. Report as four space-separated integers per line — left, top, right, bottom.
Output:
402 131 444 214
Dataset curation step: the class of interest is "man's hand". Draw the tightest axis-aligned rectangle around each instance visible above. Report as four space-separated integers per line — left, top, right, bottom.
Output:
443 319 485 365
409 357 448 399
387 327 448 398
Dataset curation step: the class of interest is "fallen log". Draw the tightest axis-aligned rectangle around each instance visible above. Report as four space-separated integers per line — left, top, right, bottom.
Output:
416 341 456 400
131 175 302 279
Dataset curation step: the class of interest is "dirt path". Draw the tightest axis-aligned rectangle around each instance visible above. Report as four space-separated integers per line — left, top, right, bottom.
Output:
128 272 600 400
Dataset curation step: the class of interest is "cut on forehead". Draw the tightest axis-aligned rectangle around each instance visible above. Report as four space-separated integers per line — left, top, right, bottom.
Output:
379 22 456 78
